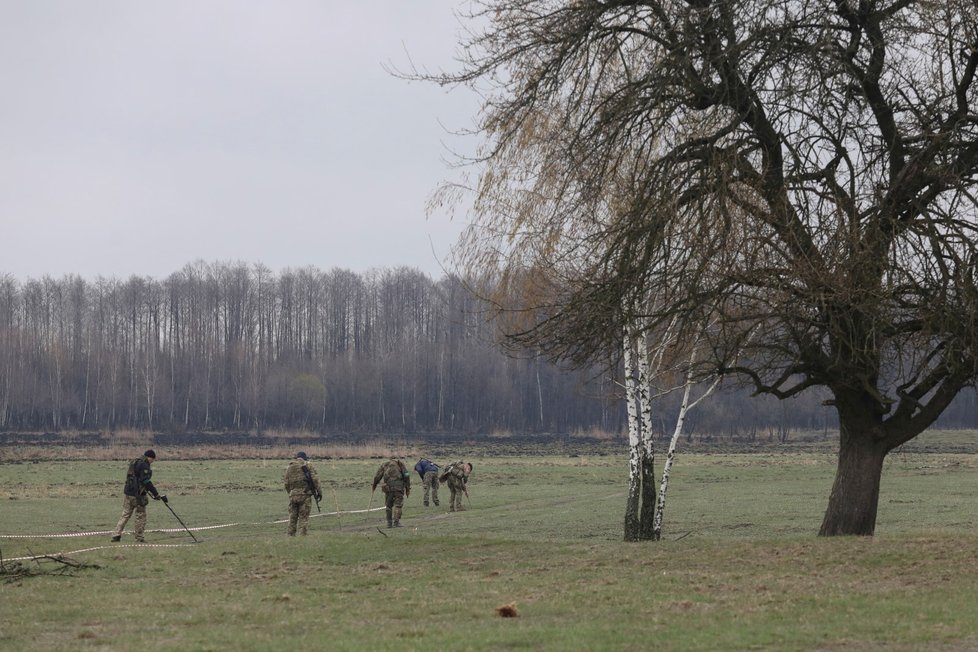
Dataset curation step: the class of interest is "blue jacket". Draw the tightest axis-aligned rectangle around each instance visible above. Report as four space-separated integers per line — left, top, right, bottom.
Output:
414 458 439 483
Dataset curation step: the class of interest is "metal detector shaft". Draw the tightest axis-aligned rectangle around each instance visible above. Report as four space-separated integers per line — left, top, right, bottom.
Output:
162 500 199 543
329 485 341 518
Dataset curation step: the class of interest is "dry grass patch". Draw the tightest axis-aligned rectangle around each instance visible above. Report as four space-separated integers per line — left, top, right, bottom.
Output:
570 426 621 441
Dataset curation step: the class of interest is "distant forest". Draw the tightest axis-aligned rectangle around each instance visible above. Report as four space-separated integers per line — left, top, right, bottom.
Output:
1 261 976 435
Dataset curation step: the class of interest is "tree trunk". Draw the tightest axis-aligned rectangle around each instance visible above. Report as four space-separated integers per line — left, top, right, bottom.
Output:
623 328 642 542
637 332 656 540
652 377 693 540
536 356 545 428
818 417 887 536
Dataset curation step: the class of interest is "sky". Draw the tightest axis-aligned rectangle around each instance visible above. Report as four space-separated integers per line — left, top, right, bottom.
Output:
0 2 483 282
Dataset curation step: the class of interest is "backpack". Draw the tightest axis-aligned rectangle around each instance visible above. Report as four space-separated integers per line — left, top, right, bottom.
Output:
439 461 458 483
124 458 141 495
384 460 406 485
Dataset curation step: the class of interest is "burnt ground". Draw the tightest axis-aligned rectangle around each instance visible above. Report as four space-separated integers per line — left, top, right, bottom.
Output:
1 428 975 460
0 429 624 459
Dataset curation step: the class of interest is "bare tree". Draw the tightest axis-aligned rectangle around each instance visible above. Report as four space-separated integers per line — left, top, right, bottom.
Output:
652 336 722 541
622 313 722 541
0 275 17 428
430 1 978 535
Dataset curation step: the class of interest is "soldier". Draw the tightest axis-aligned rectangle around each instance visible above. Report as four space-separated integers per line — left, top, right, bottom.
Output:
372 457 411 527
440 460 473 512
414 457 440 507
284 451 322 536
111 449 166 543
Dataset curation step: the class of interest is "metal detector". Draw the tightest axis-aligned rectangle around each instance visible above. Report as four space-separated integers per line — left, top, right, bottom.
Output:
162 499 199 543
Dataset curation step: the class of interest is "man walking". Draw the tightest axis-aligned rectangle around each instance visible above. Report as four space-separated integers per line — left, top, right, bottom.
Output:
414 457 440 507
111 449 166 543
284 451 322 536
372 457 411 528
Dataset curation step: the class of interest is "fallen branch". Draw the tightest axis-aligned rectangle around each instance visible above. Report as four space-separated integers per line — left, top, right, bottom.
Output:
1 548 100 583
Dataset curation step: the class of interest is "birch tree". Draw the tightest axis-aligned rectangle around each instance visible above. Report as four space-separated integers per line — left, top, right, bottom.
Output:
652 340 722 541
429 0 978 535
623 312 722 541
623 318 673 541
0 275 16 428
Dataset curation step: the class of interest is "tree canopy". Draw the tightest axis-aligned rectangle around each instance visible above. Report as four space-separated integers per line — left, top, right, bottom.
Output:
435 0 978 535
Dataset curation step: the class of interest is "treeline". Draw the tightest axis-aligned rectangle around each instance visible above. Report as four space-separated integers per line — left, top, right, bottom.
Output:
2 261 975 436
0 262 622 434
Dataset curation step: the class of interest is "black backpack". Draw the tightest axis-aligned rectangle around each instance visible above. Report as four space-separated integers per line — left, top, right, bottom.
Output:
124 458 141 495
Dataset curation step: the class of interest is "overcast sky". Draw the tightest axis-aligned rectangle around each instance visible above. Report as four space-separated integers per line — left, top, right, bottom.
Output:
0 2 482 282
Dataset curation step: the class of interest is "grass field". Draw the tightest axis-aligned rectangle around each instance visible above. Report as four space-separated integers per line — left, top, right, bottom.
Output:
2 450 978 651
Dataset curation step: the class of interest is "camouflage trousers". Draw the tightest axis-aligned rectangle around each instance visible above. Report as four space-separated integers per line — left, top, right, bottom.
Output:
422 471 440 506
288 494 313 536
113 495 148 541
384 488 405 525
446 477 466 512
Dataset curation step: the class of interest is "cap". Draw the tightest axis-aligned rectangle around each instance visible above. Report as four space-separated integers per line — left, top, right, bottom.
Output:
144 449 156 459
295 451 308 460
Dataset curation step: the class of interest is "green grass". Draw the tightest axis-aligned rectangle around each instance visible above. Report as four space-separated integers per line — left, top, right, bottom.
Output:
2 453 978 651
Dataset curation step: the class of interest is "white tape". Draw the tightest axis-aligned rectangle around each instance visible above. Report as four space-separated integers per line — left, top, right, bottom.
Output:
0 506 388 562
3 543 198 563
0 507 384 539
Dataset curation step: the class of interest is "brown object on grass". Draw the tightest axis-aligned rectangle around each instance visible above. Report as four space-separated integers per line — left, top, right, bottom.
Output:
496 602 519 618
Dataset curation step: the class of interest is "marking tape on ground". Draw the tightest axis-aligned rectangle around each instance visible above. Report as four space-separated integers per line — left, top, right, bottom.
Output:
3 543 199 563
0 506 386 561
0 507 385 539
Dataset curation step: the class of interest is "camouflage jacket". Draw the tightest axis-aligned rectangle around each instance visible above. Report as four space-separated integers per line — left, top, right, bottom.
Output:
124 456 159 498
442 460 468 484
284 459 321 498
373 459 410 492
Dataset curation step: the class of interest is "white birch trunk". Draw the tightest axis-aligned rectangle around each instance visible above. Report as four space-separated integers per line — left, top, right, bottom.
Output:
623 326 643 541
652 342 722 540
636 330 656 539
652 371 693 540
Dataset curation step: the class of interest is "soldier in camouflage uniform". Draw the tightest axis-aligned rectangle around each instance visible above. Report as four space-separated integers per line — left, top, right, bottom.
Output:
284 451 322 536
440 460 472 512
372 457 411 527
111 449 166 543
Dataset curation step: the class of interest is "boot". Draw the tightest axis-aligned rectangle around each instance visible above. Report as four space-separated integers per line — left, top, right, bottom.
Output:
392 521 402 527
387 520 393 528
110 535 121 542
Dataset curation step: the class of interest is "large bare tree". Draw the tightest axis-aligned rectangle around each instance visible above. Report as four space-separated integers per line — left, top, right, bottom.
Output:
433 1 978 535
